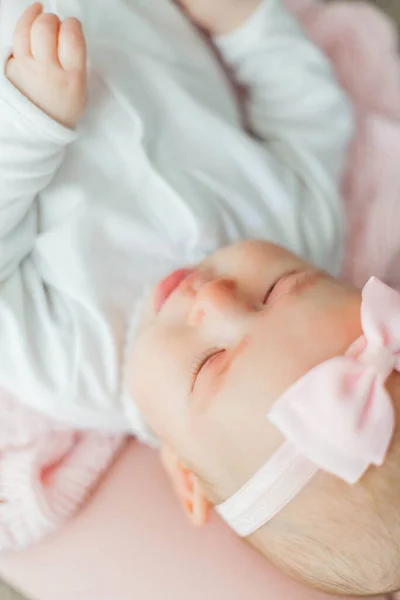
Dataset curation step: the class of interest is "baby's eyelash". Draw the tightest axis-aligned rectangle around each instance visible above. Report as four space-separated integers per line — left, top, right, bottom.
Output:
190 347 222 390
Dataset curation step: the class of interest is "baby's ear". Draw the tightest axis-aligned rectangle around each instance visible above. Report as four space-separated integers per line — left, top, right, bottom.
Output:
160 444 210 527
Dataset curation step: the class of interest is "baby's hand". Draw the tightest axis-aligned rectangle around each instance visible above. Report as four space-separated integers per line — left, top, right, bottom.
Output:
6 3 87 129
178 0 262 35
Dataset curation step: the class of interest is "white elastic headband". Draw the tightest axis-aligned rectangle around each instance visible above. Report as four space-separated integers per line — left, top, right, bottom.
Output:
215 442 317 536
216 278 399 537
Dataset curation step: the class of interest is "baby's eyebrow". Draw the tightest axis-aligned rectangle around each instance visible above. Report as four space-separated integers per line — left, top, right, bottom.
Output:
193 336 250 413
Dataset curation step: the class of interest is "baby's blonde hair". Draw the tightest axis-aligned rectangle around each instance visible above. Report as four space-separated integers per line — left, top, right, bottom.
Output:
194 376 400 597
256 456 400 596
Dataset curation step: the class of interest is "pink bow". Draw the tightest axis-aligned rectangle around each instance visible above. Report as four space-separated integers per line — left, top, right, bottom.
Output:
269 277 400 484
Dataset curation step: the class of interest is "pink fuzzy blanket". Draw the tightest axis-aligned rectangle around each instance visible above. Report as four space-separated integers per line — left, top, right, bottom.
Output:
1 0 400 553
286 0 400 289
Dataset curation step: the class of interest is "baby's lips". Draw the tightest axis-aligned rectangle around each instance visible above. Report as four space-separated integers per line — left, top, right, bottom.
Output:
154 268 195 314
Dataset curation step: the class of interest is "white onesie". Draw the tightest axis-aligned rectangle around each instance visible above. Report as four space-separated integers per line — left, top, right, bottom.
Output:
0 0 352 441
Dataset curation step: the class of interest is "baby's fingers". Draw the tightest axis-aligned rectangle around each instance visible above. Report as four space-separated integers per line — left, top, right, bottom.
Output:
31 13 61 65
13 2 43 58
58 19 86 72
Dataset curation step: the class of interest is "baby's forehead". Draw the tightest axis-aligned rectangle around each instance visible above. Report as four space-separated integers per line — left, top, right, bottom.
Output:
219 303 336 400
214 326 279 403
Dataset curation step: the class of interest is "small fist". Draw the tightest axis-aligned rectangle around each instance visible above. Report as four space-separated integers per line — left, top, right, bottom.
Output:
177 0 262 35
6 3 87 129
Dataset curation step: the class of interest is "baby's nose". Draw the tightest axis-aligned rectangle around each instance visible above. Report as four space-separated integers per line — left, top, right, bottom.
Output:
187 278 248 328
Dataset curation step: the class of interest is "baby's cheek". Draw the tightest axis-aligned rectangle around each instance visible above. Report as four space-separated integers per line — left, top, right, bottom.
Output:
130 332 161 406
130 363 166 439
131 334 182 436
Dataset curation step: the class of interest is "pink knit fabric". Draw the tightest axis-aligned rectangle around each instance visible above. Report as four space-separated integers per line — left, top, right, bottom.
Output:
0 0 399 553
285 0 400 291
0 392 124 551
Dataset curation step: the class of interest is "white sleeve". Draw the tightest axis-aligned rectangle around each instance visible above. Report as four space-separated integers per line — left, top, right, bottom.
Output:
215 0 354 274
0 51 77 280
0 53 122 423
0 52 167 441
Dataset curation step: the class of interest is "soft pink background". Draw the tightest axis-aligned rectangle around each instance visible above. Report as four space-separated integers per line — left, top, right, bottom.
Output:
0 443 386 600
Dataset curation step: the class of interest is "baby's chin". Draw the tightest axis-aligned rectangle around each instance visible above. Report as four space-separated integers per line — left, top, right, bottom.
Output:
136 285 158 332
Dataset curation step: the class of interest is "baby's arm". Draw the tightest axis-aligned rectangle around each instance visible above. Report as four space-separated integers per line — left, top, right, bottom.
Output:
181 0 353 273
0 5 164 438
0 7 122 427
0 3 86 279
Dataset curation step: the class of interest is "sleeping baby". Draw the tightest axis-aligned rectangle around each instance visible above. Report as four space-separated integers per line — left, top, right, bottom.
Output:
5 0 393 593
132 239 400 597
0 0 351 440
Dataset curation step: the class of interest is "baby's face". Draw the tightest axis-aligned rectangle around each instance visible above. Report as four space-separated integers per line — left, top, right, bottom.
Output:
132 241 362 494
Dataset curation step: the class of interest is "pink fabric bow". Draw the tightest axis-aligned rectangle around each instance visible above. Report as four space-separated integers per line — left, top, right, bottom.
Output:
269 277 400 484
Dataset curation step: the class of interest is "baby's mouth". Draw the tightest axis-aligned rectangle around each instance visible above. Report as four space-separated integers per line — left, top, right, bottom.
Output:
154 268 195 314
